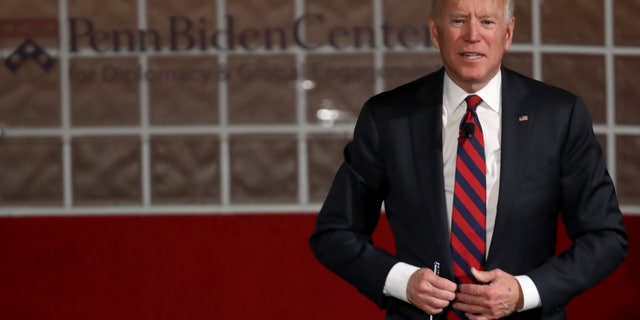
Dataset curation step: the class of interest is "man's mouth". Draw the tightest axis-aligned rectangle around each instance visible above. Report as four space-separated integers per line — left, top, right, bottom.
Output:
461 53 483 59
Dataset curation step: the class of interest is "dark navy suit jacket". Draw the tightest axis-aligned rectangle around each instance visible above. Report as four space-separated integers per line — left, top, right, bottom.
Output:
309 67 628 319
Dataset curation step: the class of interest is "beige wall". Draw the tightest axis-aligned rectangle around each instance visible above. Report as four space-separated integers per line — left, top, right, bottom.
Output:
0 0 639 215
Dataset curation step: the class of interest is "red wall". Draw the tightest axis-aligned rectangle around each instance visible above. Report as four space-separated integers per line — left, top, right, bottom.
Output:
1 214 638 319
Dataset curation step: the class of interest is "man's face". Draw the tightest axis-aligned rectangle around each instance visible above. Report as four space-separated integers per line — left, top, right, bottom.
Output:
429 0 515 92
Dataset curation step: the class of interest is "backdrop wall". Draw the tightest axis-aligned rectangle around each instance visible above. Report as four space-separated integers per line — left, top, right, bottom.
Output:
1 214 639 319
1 0 639 319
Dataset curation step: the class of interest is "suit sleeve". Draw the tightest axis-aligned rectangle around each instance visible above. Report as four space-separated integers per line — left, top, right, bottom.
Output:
528 96 628 313
309 102 400 308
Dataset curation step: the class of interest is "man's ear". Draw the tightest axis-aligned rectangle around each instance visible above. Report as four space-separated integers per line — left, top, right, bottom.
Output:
504 17 515 50
429 18 440 49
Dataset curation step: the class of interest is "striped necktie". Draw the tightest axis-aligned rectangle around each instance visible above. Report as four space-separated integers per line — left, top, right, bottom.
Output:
449 95 486 319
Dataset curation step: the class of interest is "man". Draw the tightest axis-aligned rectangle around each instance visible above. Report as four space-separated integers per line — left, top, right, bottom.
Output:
309 0 628 319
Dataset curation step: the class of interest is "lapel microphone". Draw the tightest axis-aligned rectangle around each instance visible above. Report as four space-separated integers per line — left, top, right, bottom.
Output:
462 122 475 138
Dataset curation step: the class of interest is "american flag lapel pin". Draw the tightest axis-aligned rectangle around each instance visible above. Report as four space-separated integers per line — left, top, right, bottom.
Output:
518 114 529 122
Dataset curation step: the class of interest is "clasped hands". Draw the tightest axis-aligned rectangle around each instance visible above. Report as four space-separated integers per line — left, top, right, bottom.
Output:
406 267 524 320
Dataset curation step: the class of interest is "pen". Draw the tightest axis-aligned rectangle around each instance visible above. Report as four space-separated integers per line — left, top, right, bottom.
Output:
430 261 440 320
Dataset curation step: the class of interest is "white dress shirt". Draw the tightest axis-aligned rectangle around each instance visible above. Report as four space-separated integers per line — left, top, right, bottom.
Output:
382 71 541 311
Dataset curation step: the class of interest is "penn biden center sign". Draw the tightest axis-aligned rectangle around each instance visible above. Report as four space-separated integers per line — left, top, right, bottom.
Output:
68 14 434 53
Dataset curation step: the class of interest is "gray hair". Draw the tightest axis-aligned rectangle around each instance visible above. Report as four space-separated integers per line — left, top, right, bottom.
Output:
430 0 514 22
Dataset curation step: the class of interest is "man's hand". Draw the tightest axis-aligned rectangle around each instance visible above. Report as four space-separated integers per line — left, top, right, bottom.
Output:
406 268 457 315
452 268 524 319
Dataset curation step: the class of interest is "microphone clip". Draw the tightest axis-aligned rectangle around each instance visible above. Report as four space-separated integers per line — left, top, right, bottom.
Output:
459 122 475 141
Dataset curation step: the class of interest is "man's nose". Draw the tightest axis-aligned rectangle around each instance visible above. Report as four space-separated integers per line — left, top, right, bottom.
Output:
464 20 481 42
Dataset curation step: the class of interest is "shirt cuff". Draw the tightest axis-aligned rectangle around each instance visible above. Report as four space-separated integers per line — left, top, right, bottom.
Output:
383 262 421 303
514 275 542 311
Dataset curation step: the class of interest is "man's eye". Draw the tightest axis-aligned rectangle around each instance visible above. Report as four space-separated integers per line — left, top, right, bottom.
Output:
481 20 496 25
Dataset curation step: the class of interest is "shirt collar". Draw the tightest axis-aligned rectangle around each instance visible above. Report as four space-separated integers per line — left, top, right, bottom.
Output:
442 70 502 114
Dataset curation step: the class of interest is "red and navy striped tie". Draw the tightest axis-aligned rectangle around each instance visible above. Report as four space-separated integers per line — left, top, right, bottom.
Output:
449 95 486 319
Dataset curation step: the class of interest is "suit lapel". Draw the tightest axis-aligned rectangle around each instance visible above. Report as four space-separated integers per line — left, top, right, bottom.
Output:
409 69 454 273
487 68 534 265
